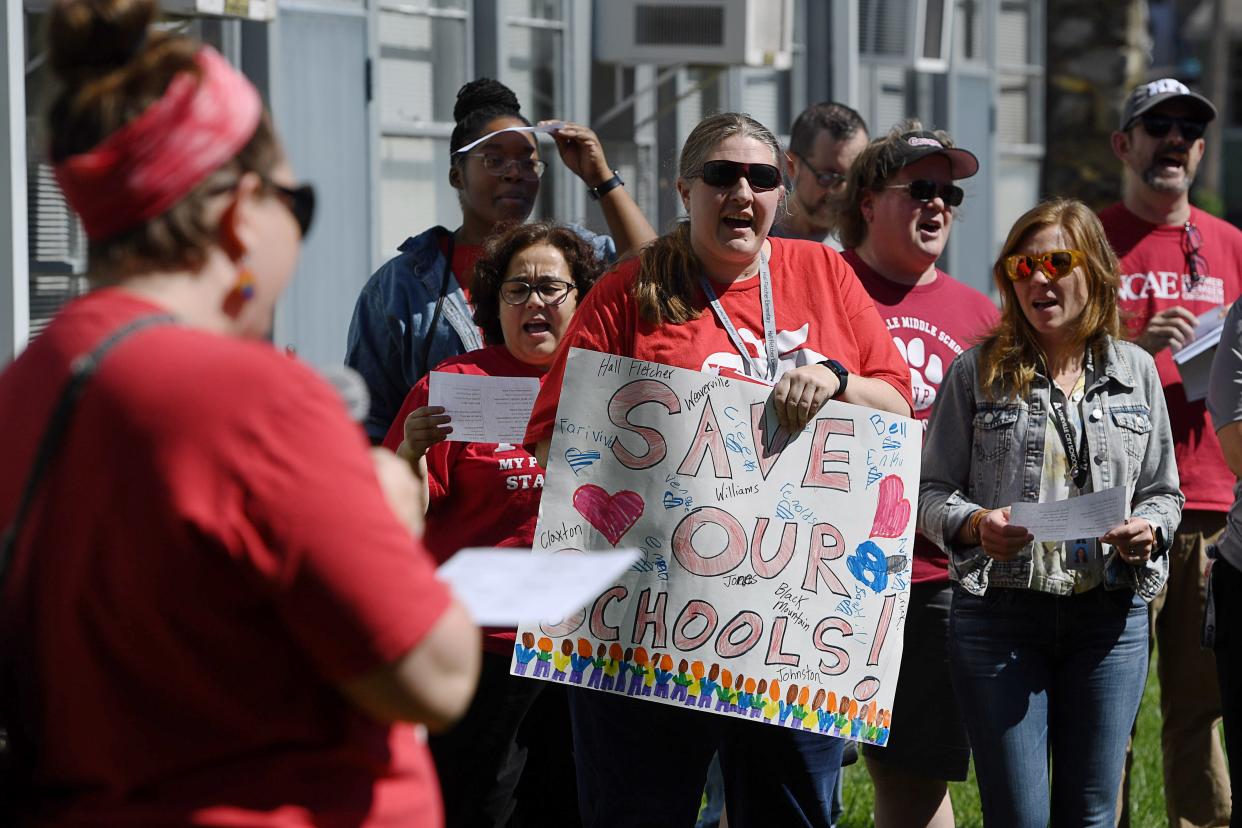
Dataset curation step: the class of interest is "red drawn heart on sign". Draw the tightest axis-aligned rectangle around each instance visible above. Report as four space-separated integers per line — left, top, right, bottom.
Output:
573 484 645 546
869 475 911 538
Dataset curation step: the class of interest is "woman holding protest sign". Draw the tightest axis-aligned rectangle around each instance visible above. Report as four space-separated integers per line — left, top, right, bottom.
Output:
0 0 479 824
524 112 912 828
918 199 1182 826
384 220 602 826
347 77 655 443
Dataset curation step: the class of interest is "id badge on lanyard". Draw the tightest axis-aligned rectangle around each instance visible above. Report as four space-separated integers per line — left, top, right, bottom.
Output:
699 252 779 383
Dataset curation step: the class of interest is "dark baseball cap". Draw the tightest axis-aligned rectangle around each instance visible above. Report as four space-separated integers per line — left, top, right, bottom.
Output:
891 130 979 179
1120 78 1217 130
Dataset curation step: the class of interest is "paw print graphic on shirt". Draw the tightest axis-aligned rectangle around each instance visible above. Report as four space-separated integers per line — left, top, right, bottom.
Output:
893 336 943 413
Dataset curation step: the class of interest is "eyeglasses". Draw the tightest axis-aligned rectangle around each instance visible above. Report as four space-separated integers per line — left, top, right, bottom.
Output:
1184 221 1206 289
794 153 848 189
1003 249 1086 282
265 181 316 238
696 160 782 192
500 279 576 306
468 153 547 181
1136 114 1207 142
886 179 964 207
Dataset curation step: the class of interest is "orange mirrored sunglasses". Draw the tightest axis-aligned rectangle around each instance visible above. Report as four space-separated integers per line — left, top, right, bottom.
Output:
1003 249 1086 282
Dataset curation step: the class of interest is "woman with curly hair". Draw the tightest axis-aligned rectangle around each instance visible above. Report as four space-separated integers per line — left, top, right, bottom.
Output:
384 221 602 826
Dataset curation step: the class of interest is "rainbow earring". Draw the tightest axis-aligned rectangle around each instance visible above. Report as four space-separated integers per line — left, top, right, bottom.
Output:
232 267 256 301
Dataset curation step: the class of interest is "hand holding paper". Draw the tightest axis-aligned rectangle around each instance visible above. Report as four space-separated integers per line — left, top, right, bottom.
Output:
428 372 540 445
1008 487 1128 542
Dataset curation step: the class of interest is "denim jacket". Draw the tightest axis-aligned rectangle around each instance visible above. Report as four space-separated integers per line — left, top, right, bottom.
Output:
346 225 615 441
918 337 1182 601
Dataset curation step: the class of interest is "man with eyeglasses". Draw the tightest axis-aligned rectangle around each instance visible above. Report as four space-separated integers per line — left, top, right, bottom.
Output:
833 122 997 828
771 102 869 247
1101 78 1238 828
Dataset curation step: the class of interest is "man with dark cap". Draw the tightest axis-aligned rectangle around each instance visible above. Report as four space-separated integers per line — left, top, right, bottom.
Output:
834 121 997 828
772 102 869 247
1101 77 1237 828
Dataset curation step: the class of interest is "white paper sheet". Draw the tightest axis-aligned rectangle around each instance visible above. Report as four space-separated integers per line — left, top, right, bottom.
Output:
428 372 540 444
1174 305 1230 401
451 122 566 155
438 548 640 626
1008 486 1128 541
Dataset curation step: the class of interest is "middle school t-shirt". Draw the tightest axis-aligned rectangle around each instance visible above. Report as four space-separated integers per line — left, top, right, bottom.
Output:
843 250 998 583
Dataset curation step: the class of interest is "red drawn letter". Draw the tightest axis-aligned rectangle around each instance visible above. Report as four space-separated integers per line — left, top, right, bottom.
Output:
677 397 733 478
801 417 854 491
715 611 764 658
751 517 798 579
749 401 793 479
589 586 627 641
813 616 853 676
632 588 669 648
672 507 747 577
607 380 681 470
673 599 719 651
765 616 800 667
802 523 850 597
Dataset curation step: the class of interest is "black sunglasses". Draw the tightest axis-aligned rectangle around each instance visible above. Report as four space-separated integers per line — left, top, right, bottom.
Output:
886 179 964 207
698 160 782 192
266 181 316 238
1136 114 1207 142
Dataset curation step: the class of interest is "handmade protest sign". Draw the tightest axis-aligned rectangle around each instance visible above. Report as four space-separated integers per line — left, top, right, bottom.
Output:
511 348 920 745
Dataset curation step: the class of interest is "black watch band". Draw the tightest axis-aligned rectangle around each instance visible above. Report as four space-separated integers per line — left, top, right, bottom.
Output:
818 359 849 398
588 171 624 200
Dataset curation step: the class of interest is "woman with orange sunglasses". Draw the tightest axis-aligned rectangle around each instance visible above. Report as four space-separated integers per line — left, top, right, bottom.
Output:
918 198 1182 826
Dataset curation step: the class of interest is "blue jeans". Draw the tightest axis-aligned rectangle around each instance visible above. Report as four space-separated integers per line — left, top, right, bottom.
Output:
949 585 1148 827
569 687 845 827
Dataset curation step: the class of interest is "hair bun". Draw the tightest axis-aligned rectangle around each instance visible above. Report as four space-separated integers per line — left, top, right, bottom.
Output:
453 77 519 124
48 0 158 85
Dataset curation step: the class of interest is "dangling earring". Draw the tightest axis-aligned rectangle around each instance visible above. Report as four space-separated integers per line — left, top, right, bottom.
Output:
231 267 256 302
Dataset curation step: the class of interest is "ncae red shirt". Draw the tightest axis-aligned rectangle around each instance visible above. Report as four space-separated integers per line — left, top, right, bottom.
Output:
1100 203 1242 512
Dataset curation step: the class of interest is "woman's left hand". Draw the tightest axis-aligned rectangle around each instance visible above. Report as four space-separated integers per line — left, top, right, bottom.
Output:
1101 517 1156 565
771 364 840 433
542 120 613 187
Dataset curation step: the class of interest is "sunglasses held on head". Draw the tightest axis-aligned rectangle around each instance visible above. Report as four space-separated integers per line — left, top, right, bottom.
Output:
886 179 964 207
469 152 547 181
1003 249 1086 282
696 160 782 192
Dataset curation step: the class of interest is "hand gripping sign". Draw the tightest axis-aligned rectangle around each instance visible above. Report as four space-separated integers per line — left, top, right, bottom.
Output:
512 349 920 745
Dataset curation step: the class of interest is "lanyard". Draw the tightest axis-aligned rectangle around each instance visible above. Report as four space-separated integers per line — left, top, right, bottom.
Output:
1047 347 1093 492
699 252 778 383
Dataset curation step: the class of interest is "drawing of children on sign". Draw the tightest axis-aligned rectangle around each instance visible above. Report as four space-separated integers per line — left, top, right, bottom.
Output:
671 659 693 703
552 639 572 682
586 643 608 689
654 654 674 698
532 636 553 679
513 632 537 676
569 638 593 684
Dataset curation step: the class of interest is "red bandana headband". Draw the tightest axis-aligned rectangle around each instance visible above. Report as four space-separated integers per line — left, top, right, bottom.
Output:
54 47 263 241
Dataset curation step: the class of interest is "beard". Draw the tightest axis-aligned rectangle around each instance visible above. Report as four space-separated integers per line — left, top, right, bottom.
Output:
1141 144 1196 193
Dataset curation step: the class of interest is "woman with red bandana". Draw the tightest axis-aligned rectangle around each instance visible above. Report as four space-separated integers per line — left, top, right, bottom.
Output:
0 1 478 825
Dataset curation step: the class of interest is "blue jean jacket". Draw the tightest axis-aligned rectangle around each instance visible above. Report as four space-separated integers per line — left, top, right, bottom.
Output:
918 337 1183 601
346 225 615 441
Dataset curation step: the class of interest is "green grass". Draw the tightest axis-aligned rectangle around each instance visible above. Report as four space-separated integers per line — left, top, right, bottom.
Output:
836 655 1167 827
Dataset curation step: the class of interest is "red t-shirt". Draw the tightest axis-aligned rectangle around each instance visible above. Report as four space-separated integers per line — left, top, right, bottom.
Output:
436 234 483 302
843 250 999 582
1100 203 1242 512
526 236 912 445
384 346 546 655
0 290 452 827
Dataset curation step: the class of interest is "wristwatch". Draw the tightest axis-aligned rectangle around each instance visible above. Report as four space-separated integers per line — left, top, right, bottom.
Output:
588 171 625 201
818 359 849 398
